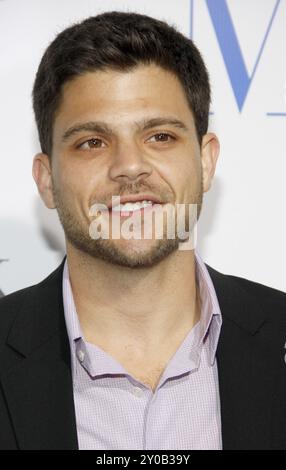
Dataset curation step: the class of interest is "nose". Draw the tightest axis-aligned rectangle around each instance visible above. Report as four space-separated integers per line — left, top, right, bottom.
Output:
108 141 153 183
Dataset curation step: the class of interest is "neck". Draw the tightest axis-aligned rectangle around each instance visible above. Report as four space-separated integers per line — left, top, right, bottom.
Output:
66 243 200 353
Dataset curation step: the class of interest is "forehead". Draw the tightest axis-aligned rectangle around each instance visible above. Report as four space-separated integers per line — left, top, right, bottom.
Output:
53 64 195 133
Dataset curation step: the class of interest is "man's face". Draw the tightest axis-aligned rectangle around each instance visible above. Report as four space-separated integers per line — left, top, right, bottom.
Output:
34 64 219 268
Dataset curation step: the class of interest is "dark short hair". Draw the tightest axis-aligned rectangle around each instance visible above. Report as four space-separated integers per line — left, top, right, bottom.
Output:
32 11 211 159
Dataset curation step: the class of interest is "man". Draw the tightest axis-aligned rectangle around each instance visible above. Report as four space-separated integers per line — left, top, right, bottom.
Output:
0 11 285 451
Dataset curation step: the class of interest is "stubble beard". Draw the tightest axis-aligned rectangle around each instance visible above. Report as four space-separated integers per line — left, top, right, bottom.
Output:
52 180 203 269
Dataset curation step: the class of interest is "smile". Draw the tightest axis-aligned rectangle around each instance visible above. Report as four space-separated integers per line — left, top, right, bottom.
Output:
109 200 158 216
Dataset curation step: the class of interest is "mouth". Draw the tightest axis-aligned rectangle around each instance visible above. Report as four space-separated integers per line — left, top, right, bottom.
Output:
108 200 162 217
106 194 165 217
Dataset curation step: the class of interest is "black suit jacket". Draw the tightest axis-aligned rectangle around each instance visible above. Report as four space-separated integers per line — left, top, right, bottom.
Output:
0 256 286 450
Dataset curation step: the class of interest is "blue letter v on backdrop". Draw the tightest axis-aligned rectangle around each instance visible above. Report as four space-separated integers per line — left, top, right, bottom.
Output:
190 0 281 111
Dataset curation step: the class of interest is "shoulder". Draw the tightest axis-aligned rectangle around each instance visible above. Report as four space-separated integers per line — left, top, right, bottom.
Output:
206 264 286 326
224 269 285 299
0 284 34 322
0 258 66 341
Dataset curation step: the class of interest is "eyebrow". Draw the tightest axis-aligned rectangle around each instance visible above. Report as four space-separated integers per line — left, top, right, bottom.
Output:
61 116 189 142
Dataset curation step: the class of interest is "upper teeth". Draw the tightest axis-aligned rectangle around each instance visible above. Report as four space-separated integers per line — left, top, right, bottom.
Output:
112 200 154 212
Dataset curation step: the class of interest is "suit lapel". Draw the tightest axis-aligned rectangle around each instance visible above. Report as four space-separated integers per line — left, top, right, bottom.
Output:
0 257 79 450
207 265 286 450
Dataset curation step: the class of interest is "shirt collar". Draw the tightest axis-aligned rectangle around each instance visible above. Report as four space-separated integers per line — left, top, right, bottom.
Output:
194 251 222 365
62 260 84 380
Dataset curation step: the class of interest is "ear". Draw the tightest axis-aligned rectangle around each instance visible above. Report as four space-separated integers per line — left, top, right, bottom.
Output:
32 153 56 209
201 132 220 193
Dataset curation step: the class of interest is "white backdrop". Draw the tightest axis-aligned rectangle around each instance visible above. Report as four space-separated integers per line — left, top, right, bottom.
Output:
0 0 285 295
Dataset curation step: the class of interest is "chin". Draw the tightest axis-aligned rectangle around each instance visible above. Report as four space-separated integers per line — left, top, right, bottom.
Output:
88 237 180 269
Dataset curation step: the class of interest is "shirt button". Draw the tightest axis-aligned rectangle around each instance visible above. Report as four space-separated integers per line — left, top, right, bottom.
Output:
77 350 85 363
133 386 143 397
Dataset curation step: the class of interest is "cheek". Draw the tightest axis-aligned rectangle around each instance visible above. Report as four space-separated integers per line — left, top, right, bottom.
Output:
179 160 202 201
164 156 201 189
55 158 85 193
57 166 105 219
51 167 81 215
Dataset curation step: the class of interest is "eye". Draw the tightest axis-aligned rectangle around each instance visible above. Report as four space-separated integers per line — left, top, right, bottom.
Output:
77 138 106 150
147 133 175 143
